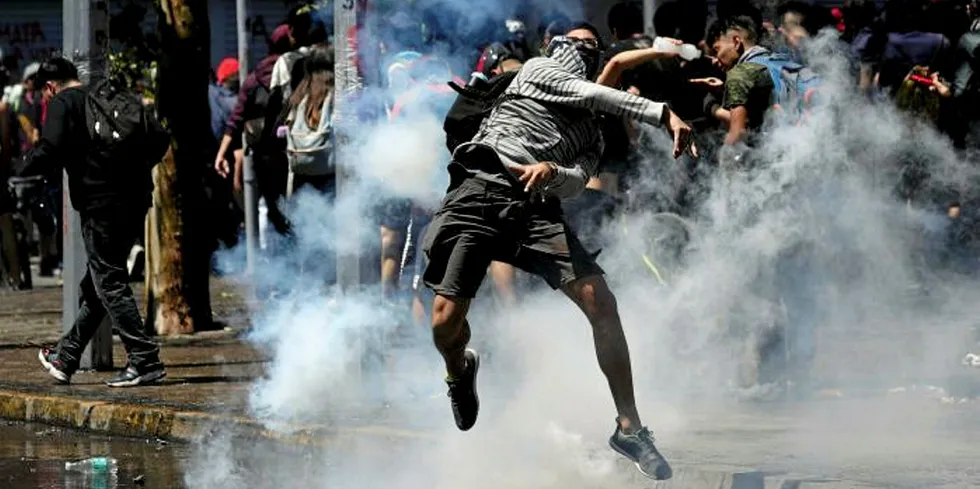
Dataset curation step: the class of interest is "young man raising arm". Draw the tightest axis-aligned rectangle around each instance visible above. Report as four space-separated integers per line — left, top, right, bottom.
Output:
422 23 693 480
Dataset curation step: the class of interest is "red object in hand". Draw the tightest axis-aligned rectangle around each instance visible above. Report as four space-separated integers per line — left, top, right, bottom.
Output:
831 7 846 33
909 74 934 87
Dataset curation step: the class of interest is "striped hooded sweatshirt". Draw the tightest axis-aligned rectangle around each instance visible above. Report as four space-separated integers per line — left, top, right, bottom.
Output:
455 38 668 199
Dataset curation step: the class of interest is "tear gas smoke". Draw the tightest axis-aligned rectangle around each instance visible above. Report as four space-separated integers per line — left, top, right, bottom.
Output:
187 16 980 489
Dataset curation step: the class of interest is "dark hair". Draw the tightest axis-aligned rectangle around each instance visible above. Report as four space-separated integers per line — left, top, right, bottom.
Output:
307 18 328 46
288 47 335 129
539 13 572 38
776 1 810 18
287 5 314 46
777 1 835 35
607 1 644 39
841 0 879 42
567 21 605 50
707 15 759 44
654 0 709 45
883 0 928 33
716 0 764 35
35 57 79 87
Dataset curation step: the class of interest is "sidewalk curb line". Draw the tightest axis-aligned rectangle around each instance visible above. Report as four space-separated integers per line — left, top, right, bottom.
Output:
0 390 892 488
0 389 433 445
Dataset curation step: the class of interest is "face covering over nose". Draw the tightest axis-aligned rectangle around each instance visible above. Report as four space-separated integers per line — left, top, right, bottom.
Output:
546 36 603 80
575 44 601 80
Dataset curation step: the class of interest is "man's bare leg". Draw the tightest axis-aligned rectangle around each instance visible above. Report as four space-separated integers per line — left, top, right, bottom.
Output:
431 294 480 431
380 226 404 297
489 261 517 306
562 274 672 480
431 295 472 377
561 275 642 430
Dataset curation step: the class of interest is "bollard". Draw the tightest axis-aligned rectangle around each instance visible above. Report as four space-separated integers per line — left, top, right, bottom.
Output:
61 0 113 371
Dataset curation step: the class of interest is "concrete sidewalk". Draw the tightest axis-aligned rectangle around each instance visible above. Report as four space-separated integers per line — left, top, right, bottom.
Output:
1 283 979 488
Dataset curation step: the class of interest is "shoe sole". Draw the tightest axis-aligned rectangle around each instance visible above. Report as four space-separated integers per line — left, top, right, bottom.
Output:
457 348 480 432
37 350 69 384
608 439 673 481
105 370 167 388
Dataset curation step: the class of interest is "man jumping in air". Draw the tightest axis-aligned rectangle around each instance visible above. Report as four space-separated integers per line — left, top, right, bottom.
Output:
422 23 694 480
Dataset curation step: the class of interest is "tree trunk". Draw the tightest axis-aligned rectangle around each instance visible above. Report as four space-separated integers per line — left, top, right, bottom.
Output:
147 0 213 335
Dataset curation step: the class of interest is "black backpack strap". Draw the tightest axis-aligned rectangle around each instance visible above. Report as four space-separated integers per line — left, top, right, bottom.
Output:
447 80 468 95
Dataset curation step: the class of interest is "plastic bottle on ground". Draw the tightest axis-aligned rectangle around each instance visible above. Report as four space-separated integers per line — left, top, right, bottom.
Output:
64 456 118 476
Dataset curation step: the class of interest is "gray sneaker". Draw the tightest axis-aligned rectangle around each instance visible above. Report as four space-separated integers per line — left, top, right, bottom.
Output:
105 365 167 388
608 424 673 480
445 349 480 431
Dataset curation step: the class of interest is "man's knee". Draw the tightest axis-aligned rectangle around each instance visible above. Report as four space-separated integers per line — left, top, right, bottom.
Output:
567 276 619 319
432 295 467 326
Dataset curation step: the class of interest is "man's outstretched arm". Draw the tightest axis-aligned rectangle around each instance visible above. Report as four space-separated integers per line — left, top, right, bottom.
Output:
517 61 694 158
517 61 665 125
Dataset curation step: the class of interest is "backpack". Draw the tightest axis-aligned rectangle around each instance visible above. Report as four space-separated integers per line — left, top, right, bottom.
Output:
244 83 272 149
285 92 334 176
443 70 519 153
742 50 823 123
85 79 170 178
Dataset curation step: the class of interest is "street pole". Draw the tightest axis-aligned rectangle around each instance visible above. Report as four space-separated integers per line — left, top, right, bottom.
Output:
335 0 370 388
643 0 656 36
334 0 364 292
62 0 113 371
236 0 259 277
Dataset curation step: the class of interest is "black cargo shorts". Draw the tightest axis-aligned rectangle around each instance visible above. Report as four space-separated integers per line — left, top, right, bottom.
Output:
421 146 604 299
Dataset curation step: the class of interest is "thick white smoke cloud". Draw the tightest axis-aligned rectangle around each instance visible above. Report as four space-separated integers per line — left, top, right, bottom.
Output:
357 115 449 208
186 16 980 489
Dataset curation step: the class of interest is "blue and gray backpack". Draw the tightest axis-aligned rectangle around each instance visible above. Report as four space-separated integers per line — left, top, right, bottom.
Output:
742 49 822 123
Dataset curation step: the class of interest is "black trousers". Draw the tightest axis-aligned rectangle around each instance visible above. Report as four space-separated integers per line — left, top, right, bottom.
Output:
57 206 162 373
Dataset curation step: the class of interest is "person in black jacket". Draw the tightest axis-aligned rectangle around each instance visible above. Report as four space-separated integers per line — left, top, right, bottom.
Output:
22 57 166 388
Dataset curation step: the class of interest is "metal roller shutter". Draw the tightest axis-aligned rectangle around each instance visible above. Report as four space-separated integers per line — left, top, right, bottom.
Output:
0 0 63 74
213 0 295 70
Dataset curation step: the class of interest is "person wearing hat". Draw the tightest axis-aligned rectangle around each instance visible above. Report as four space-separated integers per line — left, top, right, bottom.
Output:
207 57 244 259
214 24 294 244
210 57 240 142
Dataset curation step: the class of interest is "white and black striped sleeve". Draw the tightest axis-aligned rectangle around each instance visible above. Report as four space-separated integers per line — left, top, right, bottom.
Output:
546 146 599 198
516 61 667 125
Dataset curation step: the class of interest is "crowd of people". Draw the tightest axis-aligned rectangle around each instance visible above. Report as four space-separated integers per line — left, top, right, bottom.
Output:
1 0 976 293
1 0 979 480
207 0 980 478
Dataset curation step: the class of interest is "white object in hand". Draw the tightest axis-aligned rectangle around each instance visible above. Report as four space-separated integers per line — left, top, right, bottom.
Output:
653 37 702 61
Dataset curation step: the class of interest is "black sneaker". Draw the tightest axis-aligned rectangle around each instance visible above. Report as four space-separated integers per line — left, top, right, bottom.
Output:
105 365 167 388
38 348 72 384
608 423 673 480
445 348 480 431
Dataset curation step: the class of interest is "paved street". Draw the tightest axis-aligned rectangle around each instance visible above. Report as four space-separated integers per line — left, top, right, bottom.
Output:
2 277 980 488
